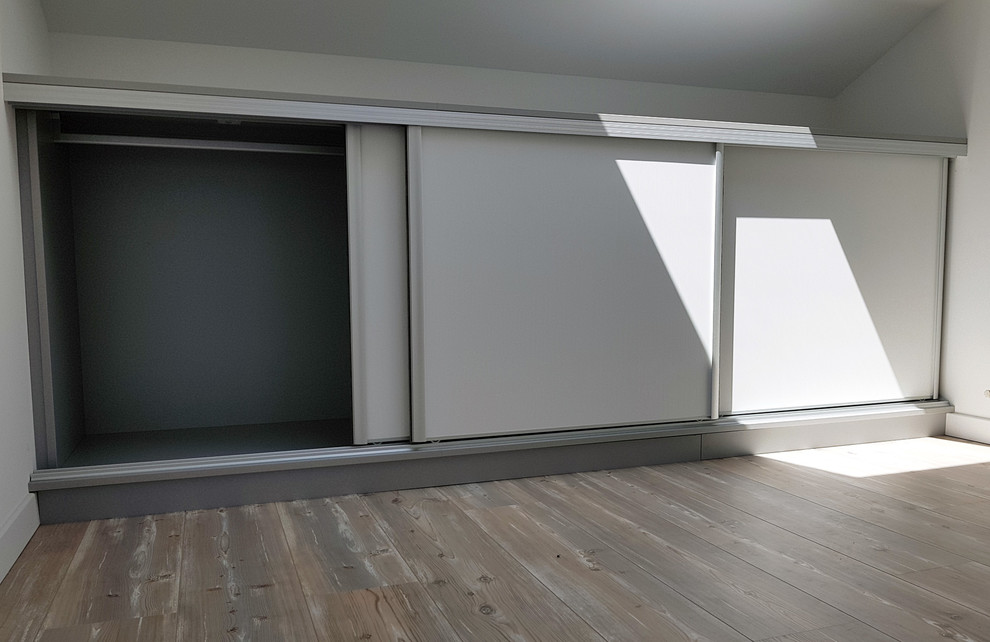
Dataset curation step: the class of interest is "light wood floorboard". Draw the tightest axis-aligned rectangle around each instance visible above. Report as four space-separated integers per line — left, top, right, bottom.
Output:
176 504 318 641
0 523 88 642
4 436 990 641
36 615 178 642
42 514 183 630
362 486 603 641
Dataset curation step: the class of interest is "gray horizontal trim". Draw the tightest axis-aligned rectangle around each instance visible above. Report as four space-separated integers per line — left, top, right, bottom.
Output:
37 434 704 523
720 395 936 417
54 132 344 155
29 400 952 491
702 411 945 460
798 135 966 156
3 76 967 157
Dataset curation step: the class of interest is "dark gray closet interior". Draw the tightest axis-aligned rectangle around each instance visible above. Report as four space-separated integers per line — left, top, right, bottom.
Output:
23 111 353 467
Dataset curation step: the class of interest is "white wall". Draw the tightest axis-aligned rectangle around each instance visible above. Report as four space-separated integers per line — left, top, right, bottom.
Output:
47 33 837 129
0 0 47 580
835 0 990 438
1 0 50 73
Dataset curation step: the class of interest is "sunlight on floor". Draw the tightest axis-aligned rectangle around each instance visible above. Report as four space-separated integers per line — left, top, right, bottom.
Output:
758 437 990 478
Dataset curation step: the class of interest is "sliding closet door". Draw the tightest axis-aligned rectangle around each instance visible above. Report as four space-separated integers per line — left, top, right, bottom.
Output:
347 124 410 444
720 146 944 414
410 127 717 440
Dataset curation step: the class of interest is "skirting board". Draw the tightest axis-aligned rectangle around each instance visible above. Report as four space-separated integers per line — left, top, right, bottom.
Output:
945 412 990 445
38 435 702 523
34 401 953 523
0 494 40 583
701 411 945 459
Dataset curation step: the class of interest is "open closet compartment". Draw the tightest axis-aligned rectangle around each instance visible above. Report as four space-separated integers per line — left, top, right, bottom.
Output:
20 109 367 468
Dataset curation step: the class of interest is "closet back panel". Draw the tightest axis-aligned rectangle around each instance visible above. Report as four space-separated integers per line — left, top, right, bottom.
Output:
69 145 351 433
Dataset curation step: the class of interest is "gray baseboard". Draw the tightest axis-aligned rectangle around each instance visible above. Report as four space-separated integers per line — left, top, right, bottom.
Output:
34 401 951 523
701 411 945 459
37 434 701 522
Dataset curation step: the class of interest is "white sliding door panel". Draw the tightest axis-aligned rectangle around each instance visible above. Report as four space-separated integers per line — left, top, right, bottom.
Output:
347 124 410 443
413 127 716 440
720 147 942 414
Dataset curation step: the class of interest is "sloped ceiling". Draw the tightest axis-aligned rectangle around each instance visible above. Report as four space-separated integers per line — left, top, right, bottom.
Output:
39 0 947 97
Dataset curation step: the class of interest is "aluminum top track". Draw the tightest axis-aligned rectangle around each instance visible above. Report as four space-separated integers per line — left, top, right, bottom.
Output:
3 74 967 157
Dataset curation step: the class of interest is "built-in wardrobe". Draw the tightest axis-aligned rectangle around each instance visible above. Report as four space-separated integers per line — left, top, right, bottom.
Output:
18 107 410 471
409 128 946 441
5 75 963 521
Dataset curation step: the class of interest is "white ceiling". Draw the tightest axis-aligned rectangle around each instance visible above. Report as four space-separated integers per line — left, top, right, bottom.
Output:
39 0 947 97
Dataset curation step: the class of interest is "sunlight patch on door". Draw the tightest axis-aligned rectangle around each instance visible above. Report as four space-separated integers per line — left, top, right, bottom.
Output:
616 159 716 358
732 218 902 412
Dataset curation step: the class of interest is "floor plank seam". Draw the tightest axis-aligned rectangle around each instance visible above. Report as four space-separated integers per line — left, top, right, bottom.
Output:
592 463 987 642
354 493 471 642
711 457 990 571
579 468 863 638
271 501 321 641
673 463 949 578
503 476 767 641
450 492 621 641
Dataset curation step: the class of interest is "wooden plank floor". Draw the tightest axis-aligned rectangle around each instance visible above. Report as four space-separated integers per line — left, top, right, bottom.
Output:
4 437 990 641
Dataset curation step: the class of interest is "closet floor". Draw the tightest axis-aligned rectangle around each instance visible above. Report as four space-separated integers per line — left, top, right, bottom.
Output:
60 419 353 467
